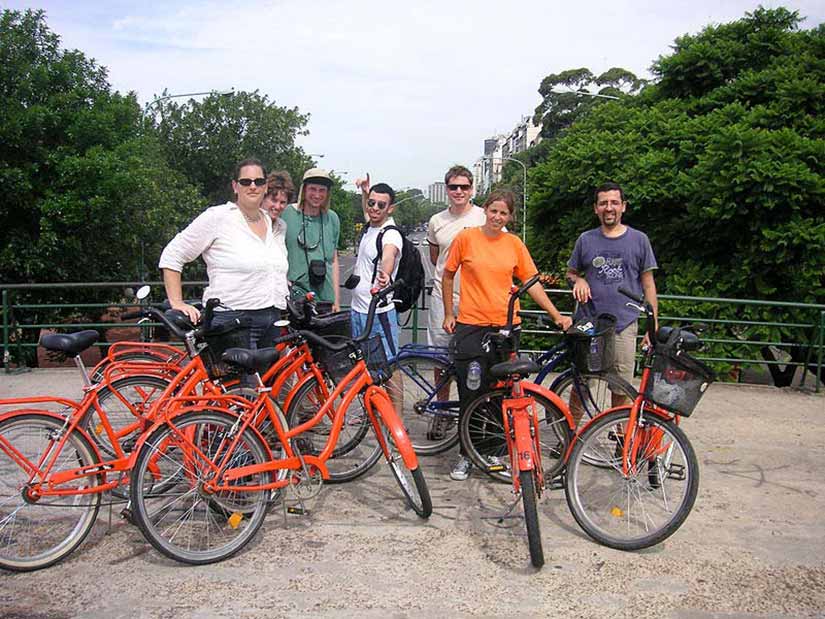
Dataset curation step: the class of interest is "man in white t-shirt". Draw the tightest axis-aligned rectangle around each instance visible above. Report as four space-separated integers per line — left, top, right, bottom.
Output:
350 181 402 358
427 164 486 347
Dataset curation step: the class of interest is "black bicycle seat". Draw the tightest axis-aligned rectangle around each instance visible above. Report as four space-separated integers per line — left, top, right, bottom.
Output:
489 358 540 378
39 330 100 356
221 348 279 373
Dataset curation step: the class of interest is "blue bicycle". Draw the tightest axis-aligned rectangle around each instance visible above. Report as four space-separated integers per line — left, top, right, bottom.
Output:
386 320 636 459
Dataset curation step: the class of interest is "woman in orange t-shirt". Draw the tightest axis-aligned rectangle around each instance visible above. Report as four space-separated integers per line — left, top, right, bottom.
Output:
441 189 573 481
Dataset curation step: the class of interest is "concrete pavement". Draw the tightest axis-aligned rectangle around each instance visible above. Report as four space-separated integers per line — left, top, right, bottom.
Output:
1 370 824 618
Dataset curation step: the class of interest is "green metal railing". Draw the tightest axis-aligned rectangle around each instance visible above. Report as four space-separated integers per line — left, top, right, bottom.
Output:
2 281 823 392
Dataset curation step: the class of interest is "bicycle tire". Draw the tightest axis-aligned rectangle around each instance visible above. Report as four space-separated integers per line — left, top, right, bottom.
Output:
519 469 544 568
564 409 699 551
385 353 460 455
129 410 269 565
548 371 636 467
0 414 102 572
370 400 432 518
460 389 572 483
285 377 382 483
86 374 171 457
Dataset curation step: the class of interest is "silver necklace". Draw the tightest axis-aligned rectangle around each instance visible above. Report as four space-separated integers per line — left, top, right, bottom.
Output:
242 209 262 223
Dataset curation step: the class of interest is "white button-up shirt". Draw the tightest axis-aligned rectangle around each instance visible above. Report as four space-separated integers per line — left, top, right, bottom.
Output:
159 202 289 310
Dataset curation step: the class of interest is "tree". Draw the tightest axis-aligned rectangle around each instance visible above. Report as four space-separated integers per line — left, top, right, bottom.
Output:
532 67 644 140
0 9 202 287
152 90 312 205
528 8 825 379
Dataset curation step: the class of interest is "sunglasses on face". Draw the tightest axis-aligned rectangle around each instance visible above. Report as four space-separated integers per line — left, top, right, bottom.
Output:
236 177 267 187
367 198 389 210
447 183 471 191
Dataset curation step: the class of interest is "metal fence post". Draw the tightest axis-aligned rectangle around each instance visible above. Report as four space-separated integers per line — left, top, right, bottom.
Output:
2 290 8 374
817 310 824 393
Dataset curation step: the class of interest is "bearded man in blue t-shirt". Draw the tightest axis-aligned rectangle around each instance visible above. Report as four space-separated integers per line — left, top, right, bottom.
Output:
566 181 659 407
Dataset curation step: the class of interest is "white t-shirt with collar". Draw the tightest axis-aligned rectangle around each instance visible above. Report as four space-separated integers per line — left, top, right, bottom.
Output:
159 201 290 310
426 205 487 302
351 218 402 314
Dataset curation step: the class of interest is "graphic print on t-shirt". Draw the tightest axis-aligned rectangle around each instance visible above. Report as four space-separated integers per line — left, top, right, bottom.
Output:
591 252 625 284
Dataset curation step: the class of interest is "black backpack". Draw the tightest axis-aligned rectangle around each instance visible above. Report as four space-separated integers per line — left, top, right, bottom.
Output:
368 225 425 314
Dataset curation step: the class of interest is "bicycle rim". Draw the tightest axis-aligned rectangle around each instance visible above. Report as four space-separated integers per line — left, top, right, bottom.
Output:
550 371 636 467
88 374 171 458
130 410 269 565
0 415 101 571
386 354 460 455
286 377 381 483
564 409 699 550
460 389 572 483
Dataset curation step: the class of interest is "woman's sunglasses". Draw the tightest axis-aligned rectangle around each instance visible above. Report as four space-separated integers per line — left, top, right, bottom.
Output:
237 177 267 187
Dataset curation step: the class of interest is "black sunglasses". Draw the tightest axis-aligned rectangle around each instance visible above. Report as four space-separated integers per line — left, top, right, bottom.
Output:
447 183 471 191
367 198 389 210
237 177 267 187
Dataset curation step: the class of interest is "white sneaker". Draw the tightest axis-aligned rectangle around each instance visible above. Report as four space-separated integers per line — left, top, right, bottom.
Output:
450 456 472 481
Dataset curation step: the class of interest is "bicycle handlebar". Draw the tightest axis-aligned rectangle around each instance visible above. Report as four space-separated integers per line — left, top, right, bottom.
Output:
504 273 542 331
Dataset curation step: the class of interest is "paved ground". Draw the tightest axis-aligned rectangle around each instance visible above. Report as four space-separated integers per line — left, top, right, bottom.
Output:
1 370 824 619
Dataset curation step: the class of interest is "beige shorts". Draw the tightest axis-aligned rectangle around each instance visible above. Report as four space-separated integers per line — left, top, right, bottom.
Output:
427 293 458 348
613 321 639 388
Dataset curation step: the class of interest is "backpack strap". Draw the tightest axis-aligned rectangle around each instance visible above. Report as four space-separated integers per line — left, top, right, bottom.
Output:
370 224 402 284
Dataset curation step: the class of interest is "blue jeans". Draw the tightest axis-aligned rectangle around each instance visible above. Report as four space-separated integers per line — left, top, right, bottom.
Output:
350 308 399 359
210 307 283 350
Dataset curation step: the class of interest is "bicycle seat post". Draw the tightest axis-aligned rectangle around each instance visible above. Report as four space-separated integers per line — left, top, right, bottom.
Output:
74 355 92 389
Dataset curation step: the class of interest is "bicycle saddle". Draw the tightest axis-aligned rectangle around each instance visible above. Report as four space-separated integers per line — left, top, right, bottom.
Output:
656 326 701 351
221 348 279 373
39 330 99 356
489 358 540 378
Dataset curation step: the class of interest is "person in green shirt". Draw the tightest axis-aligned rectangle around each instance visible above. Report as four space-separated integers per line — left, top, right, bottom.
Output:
282 168 341 311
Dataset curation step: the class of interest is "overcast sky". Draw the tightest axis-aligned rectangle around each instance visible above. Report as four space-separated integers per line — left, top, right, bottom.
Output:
5 0 824 192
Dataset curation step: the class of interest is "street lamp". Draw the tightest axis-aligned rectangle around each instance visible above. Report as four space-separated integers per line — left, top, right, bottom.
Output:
394 194 427 207
142 89 235 122
482 155 528 245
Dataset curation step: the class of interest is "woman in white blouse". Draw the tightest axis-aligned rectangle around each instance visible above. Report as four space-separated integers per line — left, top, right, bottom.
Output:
158 158 290 349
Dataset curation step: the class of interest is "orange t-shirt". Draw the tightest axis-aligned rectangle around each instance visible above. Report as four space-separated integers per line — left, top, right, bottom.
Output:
444 227 538 326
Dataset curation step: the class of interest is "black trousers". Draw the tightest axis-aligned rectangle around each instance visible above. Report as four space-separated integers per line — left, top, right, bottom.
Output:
450 323 520 457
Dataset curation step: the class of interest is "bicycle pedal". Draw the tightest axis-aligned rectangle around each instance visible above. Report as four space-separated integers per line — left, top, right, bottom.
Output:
547 475 564 490
286 506 309 516
120 508 135 525
666 463 686 481
487 464 507 473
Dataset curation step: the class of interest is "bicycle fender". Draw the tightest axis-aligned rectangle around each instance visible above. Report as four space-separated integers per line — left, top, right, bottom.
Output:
364 385 419 470
521 382 575 429
0 408 105 463
566 404 676 459
508 406 535 471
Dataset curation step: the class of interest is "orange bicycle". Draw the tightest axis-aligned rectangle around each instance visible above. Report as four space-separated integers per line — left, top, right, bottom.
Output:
128 280 432 565
459 274 576 568
563 287 714 550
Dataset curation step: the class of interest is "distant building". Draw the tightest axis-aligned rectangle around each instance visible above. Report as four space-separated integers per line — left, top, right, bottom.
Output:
428 181 447 205
474 116 541 194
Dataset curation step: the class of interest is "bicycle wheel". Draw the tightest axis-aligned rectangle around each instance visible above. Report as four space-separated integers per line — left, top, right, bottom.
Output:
130 410 269 565
549 371 636 466
86 374 171 457
564 409 699 551
460 389 572 483
519 469 544 568
285 376 382 483
370 400 432 518
385 354 460 455
0 414 102 572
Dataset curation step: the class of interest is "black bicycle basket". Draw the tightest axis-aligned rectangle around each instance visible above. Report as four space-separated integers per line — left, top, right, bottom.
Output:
199 322 250 380
644 349 715 416
318 334 392 384
567 313 616 373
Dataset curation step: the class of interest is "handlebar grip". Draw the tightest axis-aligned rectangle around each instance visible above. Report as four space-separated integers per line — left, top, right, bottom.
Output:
618 287 645 304
272 332 302 346
299 329 350 353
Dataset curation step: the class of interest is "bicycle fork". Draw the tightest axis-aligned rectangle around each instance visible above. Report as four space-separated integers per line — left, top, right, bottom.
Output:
502 382 544 495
